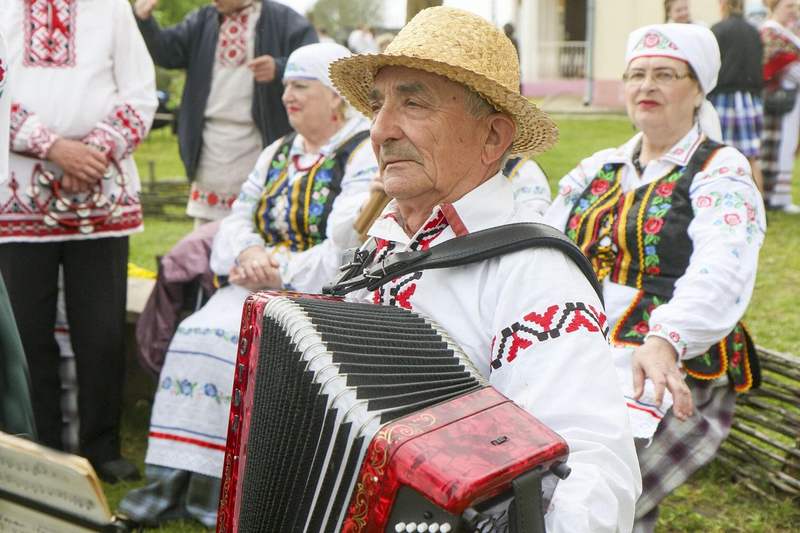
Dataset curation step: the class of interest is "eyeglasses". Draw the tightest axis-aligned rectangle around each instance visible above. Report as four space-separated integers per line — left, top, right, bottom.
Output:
622 68 693 86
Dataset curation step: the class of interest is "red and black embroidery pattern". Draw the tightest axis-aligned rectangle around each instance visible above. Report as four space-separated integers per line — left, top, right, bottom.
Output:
25 0 78 68
491 302 608 370
102 104 148 159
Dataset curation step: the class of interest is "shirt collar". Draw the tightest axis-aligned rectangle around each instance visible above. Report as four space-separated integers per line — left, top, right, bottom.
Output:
367 172 515 245
606 124 704 167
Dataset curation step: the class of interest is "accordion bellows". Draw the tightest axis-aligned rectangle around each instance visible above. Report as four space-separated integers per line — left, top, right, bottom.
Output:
218 293 569 533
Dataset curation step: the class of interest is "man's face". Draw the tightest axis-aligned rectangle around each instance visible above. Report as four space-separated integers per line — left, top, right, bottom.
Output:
213 0 250 16
367 66 489 204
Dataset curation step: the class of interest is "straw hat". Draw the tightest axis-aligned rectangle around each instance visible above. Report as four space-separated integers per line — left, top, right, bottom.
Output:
329 6 558 156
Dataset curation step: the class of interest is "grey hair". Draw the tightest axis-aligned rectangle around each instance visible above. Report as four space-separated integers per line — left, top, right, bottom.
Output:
462 86 514 168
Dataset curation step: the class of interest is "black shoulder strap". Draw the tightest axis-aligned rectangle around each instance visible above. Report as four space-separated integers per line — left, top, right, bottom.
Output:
324 222 604 304
683 138 724 177
333 129 371 168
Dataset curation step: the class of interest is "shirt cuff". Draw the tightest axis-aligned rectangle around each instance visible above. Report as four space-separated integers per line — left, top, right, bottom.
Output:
645 323 688 359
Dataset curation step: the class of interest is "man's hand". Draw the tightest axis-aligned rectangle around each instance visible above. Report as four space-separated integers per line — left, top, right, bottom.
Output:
632 336 694 421
47 139 107 184
61 174 92 194
230 246 282 290
134 0 159 20
248 55 277 83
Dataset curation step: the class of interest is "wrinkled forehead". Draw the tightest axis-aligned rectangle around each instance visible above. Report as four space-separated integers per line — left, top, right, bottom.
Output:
370 66 465 100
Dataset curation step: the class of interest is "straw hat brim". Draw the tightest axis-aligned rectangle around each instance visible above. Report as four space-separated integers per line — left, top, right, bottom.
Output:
329 53 559 157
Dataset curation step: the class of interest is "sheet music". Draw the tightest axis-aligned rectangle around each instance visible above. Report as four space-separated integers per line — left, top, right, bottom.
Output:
0 432 111 526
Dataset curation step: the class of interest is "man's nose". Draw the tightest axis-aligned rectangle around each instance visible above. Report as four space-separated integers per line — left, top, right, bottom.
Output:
370 104 402 147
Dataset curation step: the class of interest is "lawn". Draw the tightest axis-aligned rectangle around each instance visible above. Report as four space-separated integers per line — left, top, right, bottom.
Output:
115 117 800 531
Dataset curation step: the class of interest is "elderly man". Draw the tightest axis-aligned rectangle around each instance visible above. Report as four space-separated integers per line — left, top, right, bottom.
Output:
328 7 641 532
134 0 317 222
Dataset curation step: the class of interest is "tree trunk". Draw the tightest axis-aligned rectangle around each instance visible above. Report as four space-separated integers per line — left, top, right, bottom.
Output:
406 0 443 23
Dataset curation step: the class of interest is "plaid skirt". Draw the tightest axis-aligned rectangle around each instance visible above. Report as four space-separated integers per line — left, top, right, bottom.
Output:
633 377 737 532
710 91 763 158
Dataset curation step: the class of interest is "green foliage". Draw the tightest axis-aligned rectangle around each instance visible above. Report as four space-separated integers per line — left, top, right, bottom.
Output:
149 0 209 27
308 0 382 40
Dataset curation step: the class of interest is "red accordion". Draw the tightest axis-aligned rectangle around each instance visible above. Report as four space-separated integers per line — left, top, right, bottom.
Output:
217 292 570 533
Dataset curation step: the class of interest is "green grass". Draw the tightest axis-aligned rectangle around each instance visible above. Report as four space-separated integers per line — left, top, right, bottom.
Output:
119 121 800 531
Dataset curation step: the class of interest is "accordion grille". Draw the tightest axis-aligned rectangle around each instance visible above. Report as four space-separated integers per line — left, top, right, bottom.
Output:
236 296 484 533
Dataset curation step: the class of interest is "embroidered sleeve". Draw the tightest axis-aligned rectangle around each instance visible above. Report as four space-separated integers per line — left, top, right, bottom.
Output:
647 148 766 360
81 105 149 161
487 248 641 532
509 159 552 217
10 101 59 159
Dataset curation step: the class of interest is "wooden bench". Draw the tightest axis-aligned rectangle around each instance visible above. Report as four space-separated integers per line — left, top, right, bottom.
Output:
718 346 800 498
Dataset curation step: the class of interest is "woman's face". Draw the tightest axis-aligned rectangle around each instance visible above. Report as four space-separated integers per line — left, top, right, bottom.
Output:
668 0 691 23
282 79 341 136
772 0 800 26
624 56 702 138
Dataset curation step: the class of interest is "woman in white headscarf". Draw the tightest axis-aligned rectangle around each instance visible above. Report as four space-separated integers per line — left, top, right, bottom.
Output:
545 24 766 532
119 42 377 528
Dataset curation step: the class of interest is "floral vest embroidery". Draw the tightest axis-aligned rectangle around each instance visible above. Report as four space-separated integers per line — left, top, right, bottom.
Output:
25 0 78 68
565 140 760 392
255 130 369 252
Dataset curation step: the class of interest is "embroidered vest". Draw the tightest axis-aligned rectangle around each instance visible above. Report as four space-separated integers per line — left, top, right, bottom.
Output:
565 140 760 392
255 130 370 252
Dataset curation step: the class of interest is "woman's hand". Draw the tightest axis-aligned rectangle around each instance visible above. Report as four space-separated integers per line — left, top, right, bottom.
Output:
230 246 282 290
632 336 694 420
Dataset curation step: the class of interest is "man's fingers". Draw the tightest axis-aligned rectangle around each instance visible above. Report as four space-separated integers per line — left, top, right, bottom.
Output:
667 373 693 420
631 364 645 399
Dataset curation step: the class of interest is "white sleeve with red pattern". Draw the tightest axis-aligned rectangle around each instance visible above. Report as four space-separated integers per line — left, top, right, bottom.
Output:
488 248 641 533
9 101 59 159
0 31 9 183
81 0 156 161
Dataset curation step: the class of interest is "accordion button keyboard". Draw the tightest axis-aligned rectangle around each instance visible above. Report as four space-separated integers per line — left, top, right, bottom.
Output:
394 523 406 532
417 524 429 532
405 523 417 532
440 524 452 533
428 524 439 532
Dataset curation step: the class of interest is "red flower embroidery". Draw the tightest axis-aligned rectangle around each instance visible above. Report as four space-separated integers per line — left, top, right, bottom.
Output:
191 189 200 200
724 213 741 226
746 204 756 221
731 352 742 366
669 331 681 343
590 179 610 196
560 184 572 196
643 217 664 234
634 321 650 335
696 195 713 208
655 182 675 197
646 265 661 275
568 214 581 229
207 193 219 206
644 32 660 47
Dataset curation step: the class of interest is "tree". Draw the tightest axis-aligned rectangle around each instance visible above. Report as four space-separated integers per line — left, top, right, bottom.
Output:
149 0 208 27
406 0 442 22
308 0 382 41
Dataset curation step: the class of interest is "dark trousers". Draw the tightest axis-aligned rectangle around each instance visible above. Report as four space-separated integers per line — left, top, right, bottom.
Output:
0 237 128 466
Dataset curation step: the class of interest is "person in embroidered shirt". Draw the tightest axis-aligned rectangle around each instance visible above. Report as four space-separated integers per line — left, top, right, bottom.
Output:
118 42 378 529
134 0 318 223
328 7 641 533
545 23 766 532
0 0 157 482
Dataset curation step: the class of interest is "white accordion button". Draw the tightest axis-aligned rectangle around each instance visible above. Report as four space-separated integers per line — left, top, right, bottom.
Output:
394 523 406 532
405 523 416 532
428 524 439 532
418 523 429 532
440 524 452 533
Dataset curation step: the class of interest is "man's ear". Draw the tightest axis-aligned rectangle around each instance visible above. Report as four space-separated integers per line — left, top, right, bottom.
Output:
482 113 516 167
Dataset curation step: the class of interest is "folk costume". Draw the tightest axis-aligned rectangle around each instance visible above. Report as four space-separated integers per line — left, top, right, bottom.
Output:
329 8 642 532
136 0 318 221
546 24 766 532
0 0 156 468
504 156 552 216
120 44 377 528
759 19 800 210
